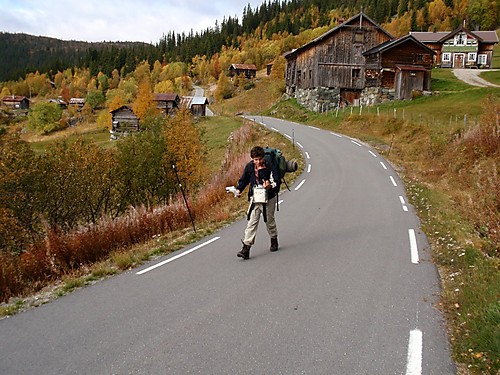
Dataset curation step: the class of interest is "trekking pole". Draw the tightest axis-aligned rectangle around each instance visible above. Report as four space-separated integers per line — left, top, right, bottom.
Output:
172 164 196 233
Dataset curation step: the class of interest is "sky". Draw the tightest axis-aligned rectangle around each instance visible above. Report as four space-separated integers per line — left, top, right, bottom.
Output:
0 0 263 43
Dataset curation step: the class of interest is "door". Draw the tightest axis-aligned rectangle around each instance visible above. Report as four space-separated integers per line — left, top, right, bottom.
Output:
453 53 465 68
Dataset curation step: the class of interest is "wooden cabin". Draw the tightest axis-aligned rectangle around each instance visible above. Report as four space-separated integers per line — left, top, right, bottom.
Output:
181 96 209 116
153 93 180 115
285 12 392 110
1 95 30 110
110 106 139 139
411 27 498 69
363 35 434 101
228 64 257 79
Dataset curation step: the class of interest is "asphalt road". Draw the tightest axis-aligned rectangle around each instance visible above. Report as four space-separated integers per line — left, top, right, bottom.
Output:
0 117 455 374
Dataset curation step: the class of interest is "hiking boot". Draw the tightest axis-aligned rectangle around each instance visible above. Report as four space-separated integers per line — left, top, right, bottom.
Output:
237 242 251 260
270 237 279 252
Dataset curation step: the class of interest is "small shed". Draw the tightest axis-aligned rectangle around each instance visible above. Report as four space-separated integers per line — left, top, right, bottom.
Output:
153 92 180 115
110 106 140 139
1 95 30 109
229 64 257 79
49 97 68 108
69 98 85 108
181 96 209 116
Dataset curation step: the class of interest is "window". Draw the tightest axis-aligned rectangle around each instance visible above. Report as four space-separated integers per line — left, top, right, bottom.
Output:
468 53 476 62
442 53 451 62
478 54 487 65
354 31 363 43
455 33 466 46
352 68 360 79
416 54 424 62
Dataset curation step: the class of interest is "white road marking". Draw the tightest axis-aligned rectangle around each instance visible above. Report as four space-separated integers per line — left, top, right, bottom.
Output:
330 132 342 137
305 152 310 159
296 142 304 148
308 126 320 130
408 229 419 264
369 150 377 157
390 176 398 186
351 140 362 147
295 179 306 191
399 196 409 212
136 237 221 275
380 161 388 169
285 134 292 140
406 329 423 375
271 127 279 131
307 164 311 173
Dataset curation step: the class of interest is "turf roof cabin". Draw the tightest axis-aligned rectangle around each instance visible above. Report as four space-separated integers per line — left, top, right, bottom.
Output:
411 26 498 69
284 12 435 111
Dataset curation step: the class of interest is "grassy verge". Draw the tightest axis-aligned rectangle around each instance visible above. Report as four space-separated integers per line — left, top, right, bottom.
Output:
0 116 303 319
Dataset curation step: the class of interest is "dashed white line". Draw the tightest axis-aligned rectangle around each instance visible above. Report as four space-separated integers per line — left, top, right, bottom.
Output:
408 229 419 264
406 329 423 375
271 127 279 131
389 176 398 186
296 142 304 148
351 140 362 147
330 132 342 138
305 152 310 159
399 196 409 212
295 179 306 191
285 134 292 140
136 237 221 275
307 164 311 173
369 150 377 157
380 161 388 170
308 126 320 130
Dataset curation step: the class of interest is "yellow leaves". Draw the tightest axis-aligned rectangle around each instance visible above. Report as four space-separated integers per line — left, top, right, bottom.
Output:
163 109 206 193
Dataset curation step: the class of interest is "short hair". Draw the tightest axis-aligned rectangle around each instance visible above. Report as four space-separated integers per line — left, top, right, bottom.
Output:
250 146 265 158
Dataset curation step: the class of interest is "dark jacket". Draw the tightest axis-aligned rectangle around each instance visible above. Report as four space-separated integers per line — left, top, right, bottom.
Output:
236 160 278 201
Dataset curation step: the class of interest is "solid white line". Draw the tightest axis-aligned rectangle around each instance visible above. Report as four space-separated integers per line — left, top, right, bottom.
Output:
351 140 362 147
380 161 388 170
305 152 310 159
136 237 221 275
330 132 342 137
369 150 377 157
296 142 304 148
406 329 423 375
408 229 419 264
295 179 306 191
307 164 311 173
390 176 398 186
285 134 292 140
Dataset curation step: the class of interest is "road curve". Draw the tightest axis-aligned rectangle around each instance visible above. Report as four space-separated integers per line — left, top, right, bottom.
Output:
452 68 500 87
0 117 455 374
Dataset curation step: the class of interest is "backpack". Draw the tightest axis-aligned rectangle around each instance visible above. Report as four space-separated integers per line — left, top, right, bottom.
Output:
263 147 297 190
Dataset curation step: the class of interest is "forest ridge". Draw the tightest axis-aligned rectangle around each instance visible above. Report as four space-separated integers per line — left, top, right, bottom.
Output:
0 0 498 82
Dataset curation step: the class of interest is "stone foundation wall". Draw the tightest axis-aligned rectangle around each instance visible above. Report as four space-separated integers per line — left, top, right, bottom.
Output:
360 87 395 106
296 87 340 113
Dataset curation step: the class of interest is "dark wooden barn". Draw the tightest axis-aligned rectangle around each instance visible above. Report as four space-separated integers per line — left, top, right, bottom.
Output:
285 12 392 109
181 96 209 116
228 64 257 79
110 106 140 139
153 92 180 115
363 35 434 100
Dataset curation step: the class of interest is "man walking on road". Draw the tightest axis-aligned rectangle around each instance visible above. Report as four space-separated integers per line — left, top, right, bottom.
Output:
235 146 279 259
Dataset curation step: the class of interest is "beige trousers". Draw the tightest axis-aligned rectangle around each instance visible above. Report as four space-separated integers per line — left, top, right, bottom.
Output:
243 196 278 246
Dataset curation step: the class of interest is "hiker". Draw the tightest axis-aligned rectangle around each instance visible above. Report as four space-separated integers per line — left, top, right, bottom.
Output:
234 146 279 259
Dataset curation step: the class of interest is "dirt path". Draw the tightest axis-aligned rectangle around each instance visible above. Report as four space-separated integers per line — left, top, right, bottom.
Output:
452 69 500 87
